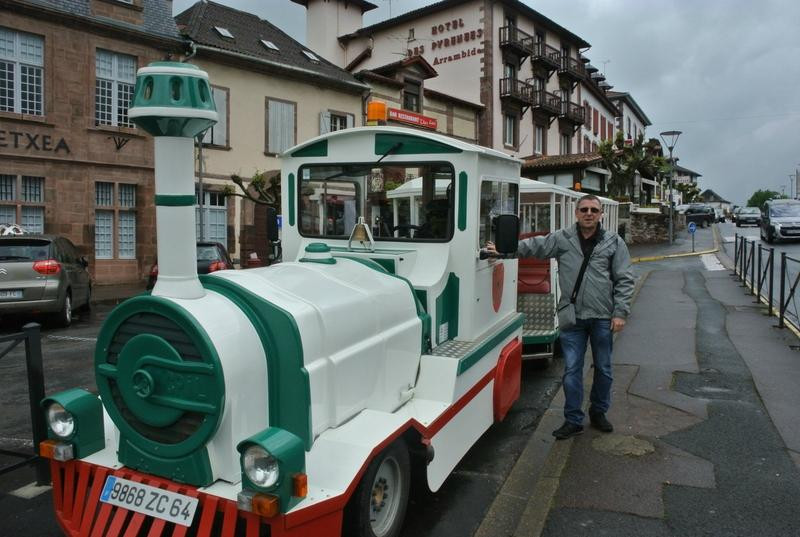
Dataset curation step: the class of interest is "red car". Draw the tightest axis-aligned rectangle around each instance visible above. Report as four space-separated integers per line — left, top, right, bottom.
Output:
147 241 234 289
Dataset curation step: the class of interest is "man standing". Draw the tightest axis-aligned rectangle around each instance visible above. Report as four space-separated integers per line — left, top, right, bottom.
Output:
491 194 635 439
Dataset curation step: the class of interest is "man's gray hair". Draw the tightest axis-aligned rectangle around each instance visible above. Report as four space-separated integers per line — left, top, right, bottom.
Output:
577 194 602 208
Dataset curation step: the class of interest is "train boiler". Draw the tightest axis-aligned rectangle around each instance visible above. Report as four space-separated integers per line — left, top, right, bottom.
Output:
39 62 524 537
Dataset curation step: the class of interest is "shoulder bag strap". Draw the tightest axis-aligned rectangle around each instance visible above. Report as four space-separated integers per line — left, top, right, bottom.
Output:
570 242 596 304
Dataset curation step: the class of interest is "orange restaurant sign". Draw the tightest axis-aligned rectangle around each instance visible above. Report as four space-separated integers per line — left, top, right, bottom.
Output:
387 108 438 129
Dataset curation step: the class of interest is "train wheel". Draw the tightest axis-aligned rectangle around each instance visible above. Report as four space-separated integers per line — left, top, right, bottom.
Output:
346 439 410 537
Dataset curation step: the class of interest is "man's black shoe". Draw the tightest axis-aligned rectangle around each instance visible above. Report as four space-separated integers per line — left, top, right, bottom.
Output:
589 412 614 432
552 422 584 440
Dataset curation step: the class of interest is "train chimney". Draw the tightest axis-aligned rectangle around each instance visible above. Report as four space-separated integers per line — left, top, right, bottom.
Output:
128 62 218 299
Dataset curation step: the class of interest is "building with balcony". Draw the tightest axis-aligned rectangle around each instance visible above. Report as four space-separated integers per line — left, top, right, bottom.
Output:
0 0 183 285
295 0 597 172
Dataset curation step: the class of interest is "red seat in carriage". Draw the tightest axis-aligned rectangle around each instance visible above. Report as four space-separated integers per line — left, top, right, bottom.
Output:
517 231 551 294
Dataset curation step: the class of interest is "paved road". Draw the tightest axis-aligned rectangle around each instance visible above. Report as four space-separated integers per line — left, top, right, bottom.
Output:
0 300 562 537
719 221 800 324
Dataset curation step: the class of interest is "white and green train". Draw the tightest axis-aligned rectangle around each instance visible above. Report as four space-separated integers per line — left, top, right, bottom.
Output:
40 62 525 537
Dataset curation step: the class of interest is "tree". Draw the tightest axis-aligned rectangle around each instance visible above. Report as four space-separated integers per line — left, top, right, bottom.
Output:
223 169 281 208
675 182 701 203
599 132 668 202
746 189 785 209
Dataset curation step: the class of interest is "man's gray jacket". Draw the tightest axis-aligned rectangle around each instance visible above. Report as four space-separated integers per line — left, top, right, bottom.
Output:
518 225 635 320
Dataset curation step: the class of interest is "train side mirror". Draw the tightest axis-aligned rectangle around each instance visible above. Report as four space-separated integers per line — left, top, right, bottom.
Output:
266 207 279 242
493 214 520 255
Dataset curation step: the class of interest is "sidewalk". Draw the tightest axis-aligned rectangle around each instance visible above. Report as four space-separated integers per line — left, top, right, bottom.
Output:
91 281 147 305
628 223 717 261
485 230 800 536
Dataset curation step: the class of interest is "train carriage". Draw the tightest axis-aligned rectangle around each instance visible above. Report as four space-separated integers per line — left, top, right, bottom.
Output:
517 179 618 359
39 62 525 537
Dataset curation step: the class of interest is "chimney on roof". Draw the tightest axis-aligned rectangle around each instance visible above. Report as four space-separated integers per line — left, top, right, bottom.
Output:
297 0 369 68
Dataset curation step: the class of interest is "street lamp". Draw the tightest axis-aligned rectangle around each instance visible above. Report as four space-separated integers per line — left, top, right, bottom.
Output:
660 130 682 245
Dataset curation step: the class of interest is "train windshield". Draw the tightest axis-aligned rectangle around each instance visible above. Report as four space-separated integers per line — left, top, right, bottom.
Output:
297 162 455 241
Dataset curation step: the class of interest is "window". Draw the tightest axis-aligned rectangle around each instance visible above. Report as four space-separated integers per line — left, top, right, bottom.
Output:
408 28 415 40
302 50 320 62
593 108 599 135
260 40 279 51
532 76 544 92
584 101 591 130
560 133 571 155
607 121 613 141
196 190 227 244
201 86 228 146
535 124 544 154
504 62 516 81
320 110 354 134
403 79 421 112
503 113 516 147
266 98 295 154
298 162 454 242
560 88 569 114
627 117 631 139
214 27 234 39
0 174 45 232
94 182 136 259
95 49 136 127
0 27 44 116
600 116 607 140
584 135 591 153
479 180 518 246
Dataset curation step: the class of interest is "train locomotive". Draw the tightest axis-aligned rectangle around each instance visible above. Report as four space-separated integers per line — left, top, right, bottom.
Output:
39 62 523 537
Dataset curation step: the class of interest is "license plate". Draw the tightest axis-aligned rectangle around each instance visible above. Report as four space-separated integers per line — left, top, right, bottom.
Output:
100 476 199 527
0 289 22 299
786 230 800 235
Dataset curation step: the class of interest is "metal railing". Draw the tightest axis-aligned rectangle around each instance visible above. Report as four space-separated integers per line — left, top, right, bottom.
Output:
0 323 48 485
499 77 535 105
731 234 800 329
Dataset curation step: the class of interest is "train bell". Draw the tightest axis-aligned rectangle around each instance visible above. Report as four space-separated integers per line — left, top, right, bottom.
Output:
348 216 375 251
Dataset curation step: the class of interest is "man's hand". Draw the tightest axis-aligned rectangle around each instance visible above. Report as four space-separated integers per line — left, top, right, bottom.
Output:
485 241 498 255
611 317 626 333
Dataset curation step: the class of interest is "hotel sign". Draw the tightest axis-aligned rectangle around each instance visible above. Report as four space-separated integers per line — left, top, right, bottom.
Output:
388 108 438 129
406 16 483 66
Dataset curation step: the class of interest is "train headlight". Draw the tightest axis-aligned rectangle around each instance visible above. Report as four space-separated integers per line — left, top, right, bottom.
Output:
243 445 279 488
46 403 75 438
40 388 105 459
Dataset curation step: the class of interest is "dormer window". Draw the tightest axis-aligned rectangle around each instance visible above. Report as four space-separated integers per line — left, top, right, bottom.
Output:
403 79 421 112
214 27 234 39
261 39 279 51
302 50 320 62
408 28 415 41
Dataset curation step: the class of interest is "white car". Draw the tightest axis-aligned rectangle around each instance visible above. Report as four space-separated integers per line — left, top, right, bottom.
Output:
676 204 689 214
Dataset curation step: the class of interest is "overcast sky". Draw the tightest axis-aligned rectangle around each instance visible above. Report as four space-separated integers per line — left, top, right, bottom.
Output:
173 0 800 206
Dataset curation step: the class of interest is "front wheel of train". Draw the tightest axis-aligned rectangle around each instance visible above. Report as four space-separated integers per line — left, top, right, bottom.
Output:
345 438 411 537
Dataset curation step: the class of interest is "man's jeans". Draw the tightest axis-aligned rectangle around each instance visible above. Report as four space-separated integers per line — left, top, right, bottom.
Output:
558 318 614 425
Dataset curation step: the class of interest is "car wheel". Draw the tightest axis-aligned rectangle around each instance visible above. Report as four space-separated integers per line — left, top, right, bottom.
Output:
345 438 411 537
54 292 72 328
736 222 741 228
766 228 775 244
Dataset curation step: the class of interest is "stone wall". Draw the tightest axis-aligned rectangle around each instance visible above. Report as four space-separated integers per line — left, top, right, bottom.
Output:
624 212 686 244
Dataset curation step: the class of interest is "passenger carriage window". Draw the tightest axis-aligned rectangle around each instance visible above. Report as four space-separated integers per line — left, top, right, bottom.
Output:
298 163 454 241
479 180 518 245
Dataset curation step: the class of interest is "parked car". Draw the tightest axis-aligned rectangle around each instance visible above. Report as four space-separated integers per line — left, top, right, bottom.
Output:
0 234 91 327
760 199 800 243
684 204 715 227
714 208 726 223
147 241 234 289
735 207 761 227
676 204 690 215
731 207 742 223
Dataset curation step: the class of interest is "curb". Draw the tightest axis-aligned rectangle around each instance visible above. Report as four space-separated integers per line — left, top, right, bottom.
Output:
631 225 721 264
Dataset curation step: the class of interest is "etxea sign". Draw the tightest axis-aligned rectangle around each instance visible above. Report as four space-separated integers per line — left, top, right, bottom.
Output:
0 128 70 154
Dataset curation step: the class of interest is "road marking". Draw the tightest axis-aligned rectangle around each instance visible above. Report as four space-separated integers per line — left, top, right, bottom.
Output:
9 482 52 499
46 335 97 342
701 254 726 271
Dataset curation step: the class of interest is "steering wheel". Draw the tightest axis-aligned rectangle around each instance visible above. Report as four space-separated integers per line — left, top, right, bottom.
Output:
392 224 422 238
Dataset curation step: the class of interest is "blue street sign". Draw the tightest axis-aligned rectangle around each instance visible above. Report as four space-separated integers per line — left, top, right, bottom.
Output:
688 222 697 234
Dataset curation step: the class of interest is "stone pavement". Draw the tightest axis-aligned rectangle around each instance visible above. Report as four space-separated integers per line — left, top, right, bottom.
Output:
485 225 800 537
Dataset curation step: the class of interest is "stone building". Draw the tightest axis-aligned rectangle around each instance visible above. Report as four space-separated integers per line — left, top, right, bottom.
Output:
0 0 182 285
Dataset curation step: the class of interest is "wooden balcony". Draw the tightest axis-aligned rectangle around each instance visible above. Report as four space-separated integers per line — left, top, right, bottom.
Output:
531 90 561 116
531 42 560 72
558 55 586 83
499 77 534 107
560 100 585 125
499 26 534 58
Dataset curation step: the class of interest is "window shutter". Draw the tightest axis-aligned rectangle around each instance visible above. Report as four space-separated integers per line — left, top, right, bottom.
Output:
320 111 331 134
593 109 599 134
269 101 295 154
607 121 613 141
213 89 227 146
600 116 606 140
346 114 354 129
